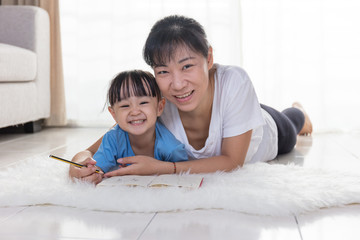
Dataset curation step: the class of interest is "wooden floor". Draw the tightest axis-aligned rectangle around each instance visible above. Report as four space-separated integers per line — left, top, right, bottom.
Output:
0 127 360 240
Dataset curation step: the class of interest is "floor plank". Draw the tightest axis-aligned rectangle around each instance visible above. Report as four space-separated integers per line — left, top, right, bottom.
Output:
140 210 301 240
0 205 155 240
297 204 360 240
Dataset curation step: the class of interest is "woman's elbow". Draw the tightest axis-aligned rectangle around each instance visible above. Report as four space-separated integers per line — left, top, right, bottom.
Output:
225 160 244 172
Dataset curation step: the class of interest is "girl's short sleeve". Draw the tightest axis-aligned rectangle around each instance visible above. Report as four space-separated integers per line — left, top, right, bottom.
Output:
93 130 119 173
165 143 188 162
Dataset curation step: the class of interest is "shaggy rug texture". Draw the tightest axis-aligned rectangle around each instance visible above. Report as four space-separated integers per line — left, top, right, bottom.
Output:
1 156 360 216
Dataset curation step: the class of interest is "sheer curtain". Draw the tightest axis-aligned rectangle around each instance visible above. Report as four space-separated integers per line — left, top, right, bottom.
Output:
61 0 360 132
241 0 360 132
59 0 242 127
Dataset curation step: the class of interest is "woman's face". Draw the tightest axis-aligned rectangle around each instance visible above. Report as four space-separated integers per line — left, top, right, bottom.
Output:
153 46 213 113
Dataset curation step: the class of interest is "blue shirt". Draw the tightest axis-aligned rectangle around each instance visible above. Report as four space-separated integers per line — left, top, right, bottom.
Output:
94 122 188 173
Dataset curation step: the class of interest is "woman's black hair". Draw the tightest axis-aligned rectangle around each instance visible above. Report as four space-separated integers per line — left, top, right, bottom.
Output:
107 70 161 106
143 15 210 67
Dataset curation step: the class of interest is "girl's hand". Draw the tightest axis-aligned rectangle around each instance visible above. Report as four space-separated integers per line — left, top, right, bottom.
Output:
69 157 103 184
104 156 173 177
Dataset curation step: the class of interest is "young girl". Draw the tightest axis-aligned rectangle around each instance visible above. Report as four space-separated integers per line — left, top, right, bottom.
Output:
70 15 312 181
70 70 187 183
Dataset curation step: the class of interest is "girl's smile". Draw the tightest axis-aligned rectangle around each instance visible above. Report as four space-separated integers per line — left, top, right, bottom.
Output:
129 119 146 125
109 95 164 137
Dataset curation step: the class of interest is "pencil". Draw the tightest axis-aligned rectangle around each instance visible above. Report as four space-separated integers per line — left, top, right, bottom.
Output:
49 154 101 173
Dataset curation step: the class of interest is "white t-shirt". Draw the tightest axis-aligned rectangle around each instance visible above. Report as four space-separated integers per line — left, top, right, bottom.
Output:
160 64 278 164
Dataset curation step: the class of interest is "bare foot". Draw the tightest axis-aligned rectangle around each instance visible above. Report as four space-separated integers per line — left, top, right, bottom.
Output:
292 102 313 136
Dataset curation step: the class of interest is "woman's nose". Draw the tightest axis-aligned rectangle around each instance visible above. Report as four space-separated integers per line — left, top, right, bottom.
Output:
171 72 186 90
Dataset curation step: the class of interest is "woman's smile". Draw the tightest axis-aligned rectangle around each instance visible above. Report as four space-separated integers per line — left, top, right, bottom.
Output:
174 90 194 101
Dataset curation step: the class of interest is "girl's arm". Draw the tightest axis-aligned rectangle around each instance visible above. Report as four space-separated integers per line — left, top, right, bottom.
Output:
104 130 252 177
68 135 104 183
72 123 116 164
74 135 103 162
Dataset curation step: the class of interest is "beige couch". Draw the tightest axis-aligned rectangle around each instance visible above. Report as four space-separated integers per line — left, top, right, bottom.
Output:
0 6 50 132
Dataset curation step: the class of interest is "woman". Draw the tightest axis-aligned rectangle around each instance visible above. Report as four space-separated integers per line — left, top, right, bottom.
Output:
69 15 312 184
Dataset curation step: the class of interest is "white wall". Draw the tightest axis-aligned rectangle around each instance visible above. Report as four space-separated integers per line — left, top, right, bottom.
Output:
242 0 360 132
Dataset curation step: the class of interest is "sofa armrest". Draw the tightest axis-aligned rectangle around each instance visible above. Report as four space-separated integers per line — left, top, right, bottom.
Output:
0 6 50 125
0 6 49 52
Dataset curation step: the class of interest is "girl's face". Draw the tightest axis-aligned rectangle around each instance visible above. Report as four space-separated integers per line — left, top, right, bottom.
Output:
153 46 213 113
108 86 164 136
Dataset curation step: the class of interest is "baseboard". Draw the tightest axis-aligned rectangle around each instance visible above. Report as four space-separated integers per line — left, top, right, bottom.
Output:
0 119 45 134
24 120 44 133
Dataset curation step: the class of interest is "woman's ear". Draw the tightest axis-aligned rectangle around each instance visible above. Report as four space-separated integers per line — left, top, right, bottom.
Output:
157 98 166 117
207 46 214 70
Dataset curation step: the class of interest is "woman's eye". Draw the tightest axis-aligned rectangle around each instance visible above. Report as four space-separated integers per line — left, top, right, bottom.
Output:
157 70 168 75
183 64 193 70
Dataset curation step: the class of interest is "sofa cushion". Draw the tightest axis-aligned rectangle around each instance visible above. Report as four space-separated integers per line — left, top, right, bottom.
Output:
0 43 37 82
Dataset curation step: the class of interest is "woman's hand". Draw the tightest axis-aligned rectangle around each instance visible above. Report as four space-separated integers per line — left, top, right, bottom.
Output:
104 156 173 178
69 157 103 184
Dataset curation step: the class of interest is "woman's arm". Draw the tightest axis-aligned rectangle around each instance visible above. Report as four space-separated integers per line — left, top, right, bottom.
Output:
176 130 252 173
104 130 252 177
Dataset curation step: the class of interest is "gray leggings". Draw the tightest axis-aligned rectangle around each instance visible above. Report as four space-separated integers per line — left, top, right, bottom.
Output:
260 104 305 155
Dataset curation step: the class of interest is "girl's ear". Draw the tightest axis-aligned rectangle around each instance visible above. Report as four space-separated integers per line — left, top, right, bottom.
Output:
108 106 116 120
157 98 166 117
207 46 214 70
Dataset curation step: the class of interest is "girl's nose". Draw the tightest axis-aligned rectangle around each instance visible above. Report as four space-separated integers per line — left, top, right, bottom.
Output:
129 106 141 115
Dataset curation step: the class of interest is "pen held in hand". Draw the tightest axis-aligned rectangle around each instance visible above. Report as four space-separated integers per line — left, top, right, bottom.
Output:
49 155 101 173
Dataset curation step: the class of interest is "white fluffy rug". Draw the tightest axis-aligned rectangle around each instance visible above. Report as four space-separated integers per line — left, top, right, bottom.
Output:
1 156 360 216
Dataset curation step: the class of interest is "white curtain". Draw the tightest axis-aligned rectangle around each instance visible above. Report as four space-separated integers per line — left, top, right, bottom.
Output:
59 0 242 127
241 0 360 132
60 0 360 132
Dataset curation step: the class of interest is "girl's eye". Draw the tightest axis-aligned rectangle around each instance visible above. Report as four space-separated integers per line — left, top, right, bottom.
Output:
120 105 129 108
140 101 149 105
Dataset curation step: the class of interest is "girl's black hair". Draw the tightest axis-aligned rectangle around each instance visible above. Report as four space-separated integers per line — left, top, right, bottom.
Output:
107 70 161 106
143 15 210 67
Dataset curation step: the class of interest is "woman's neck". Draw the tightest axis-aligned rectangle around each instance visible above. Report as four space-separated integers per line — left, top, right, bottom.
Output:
178 67 216 150
179 66 216 118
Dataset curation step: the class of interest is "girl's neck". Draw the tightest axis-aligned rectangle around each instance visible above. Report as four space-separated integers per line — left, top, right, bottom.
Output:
128 128 156 157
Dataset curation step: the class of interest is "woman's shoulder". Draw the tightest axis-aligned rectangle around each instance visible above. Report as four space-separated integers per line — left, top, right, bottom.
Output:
214 64 249 81
214 63 253 92
159 99 180 129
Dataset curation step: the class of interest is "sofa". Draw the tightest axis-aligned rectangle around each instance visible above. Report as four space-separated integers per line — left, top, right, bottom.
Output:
0 6 50 132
